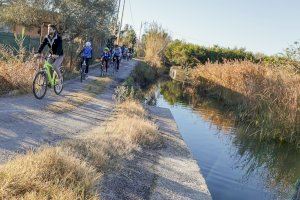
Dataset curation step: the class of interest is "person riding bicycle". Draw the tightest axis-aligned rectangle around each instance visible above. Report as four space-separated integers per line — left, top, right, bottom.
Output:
79 42 93 74
123 46 129 60
36 24 63 82
112 45 122 70
101 47 111 73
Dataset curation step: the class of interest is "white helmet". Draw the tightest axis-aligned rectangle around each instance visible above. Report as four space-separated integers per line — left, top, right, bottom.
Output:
85 42 91 47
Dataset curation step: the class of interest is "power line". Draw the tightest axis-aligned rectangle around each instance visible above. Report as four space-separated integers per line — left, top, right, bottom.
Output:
115 0 122 33
128 0 135 28
117 0 126 45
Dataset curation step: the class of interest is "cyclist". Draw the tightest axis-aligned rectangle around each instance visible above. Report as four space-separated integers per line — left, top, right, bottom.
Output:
79 41 93 75
36 24 63 82
112 44 122 70
128 47 134 60
123 46 129 60
101 47 111 73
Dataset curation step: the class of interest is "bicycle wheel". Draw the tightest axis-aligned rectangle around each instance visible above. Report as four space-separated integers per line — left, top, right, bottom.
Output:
33 71 48 99
54 72 63 95
80 62 86 82
100 63 104 76
114 61 118 73
80 66 84 82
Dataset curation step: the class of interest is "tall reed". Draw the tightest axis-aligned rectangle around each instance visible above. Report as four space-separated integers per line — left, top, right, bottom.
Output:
191 61 300 145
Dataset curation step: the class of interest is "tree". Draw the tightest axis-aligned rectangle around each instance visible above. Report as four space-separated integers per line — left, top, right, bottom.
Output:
165 40 201 68
0 0 59 28
0 0 118 42
143 22 171 67
285 41 300 61
120 24 137 48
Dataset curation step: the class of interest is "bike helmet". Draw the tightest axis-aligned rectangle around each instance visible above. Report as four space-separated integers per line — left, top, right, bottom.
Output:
85 42 91 47
104 47 109 52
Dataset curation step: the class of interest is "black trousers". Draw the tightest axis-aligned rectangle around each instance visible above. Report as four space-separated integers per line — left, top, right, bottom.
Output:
81 57 91 73
113 56 120 70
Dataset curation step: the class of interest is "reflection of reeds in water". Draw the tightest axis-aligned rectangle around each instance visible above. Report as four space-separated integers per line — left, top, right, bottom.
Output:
194 104 235 134
233 130 300 198
159 80 300 197
193 89 300 197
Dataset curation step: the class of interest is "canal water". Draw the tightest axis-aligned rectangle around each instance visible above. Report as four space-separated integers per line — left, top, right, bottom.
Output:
146 80 300 200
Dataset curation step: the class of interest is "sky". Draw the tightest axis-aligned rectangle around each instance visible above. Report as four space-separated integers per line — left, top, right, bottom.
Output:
121 0 300 55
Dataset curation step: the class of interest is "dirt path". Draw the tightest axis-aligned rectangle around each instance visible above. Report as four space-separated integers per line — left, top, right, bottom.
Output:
0 60 137 164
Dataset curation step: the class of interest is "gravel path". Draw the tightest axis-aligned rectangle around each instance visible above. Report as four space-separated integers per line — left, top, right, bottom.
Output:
0 60 137 164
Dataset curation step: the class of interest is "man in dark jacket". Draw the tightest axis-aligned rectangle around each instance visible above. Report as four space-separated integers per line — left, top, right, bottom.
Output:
37 24 64 80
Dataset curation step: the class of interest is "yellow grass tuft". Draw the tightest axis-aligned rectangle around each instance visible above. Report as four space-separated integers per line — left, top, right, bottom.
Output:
0 60 35 95
116 100 147 118
0 147 99 200
105 114 161 148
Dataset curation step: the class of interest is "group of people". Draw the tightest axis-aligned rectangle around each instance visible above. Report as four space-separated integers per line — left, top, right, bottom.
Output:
36 23 133 81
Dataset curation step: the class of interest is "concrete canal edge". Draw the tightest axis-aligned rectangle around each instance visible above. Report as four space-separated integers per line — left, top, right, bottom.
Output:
99 105 211 199
148 106 212 200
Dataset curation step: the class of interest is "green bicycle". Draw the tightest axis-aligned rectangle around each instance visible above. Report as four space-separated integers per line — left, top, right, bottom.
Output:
32 55 63 99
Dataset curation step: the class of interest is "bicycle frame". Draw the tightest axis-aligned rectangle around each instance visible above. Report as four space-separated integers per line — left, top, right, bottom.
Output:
43 60 57 87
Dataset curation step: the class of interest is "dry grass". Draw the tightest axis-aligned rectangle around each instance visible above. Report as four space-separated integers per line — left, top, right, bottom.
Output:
0 147 99 200
190 61 300 144
105 114 161 149
0 100 162 199
0 60 35 95
116 100 146 118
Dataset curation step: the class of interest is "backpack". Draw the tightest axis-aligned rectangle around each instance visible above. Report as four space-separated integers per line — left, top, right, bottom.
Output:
82 47 92 58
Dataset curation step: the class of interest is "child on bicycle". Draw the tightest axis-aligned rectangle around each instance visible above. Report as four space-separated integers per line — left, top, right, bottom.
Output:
101 47 111 73
112 44 122 70
79 42 93 74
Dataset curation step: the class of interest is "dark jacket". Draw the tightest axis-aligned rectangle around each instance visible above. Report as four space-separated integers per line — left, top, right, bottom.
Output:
101 52 111 60
38 32 64 56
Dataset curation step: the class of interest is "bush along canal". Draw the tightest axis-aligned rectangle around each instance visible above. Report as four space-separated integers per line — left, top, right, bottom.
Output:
144 80 300 200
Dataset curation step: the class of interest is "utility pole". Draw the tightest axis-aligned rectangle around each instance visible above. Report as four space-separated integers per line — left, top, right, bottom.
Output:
114 0 121 34
139 21 143 41
117 0 126 45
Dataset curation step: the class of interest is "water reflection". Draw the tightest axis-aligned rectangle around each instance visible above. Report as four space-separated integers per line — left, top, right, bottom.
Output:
147 80 300 199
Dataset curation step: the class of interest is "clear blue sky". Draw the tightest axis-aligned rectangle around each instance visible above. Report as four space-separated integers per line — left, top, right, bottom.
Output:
121 0 300 55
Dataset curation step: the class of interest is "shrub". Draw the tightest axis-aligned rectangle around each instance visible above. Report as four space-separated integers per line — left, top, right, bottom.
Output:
262 55 300 74
132 62 157 88
165 40 257 68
